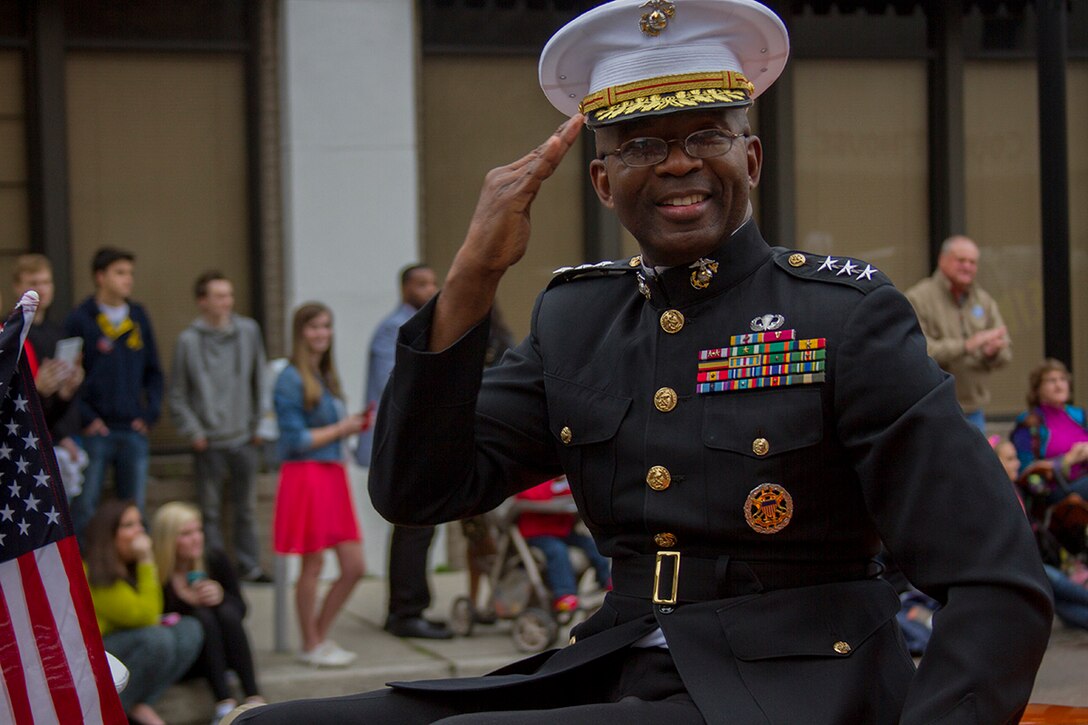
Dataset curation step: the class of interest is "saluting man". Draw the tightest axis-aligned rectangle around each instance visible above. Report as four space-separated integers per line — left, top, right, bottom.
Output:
235 1 1051 723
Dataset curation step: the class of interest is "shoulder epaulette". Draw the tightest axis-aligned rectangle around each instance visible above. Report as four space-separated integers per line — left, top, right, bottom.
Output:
772 249 891 292
546 256 639 289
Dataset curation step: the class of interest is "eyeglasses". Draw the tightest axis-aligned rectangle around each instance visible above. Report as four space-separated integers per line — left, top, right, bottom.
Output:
599 128 748 168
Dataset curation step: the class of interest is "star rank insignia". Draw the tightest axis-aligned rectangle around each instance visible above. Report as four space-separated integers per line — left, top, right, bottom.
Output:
816 255 881 282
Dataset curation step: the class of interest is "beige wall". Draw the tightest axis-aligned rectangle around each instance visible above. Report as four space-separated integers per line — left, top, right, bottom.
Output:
65 52 250 447
0 51 29 289
793 60 930 290
421 56 585 340
1069 63 1088 412
963 61 1043 418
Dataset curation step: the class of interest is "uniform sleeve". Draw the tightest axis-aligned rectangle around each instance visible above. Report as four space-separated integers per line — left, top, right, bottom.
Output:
369 295 561 526
274 367 313 456
89 562 164 631
834 285 1052 725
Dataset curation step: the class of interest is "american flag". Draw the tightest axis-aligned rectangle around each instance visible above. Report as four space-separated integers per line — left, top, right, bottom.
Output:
0 292 125 724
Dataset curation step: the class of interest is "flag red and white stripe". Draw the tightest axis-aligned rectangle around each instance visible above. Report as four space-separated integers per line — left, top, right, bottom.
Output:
0 292 125 724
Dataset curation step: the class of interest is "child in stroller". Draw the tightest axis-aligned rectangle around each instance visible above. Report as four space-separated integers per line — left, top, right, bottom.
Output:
450 476 611 652
516 477 611 615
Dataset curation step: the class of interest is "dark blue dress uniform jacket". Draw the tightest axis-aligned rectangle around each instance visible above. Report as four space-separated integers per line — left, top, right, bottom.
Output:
369 219 1052 724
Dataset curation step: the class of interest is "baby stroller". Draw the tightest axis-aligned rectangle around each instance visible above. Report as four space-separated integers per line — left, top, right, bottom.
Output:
449 496 606 653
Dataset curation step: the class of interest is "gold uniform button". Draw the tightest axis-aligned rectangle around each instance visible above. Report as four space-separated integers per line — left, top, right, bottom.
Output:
752 437 770 456
660 309 685 334
654 532 677 547
646 466 671 491
788 253 807 267
654 387 678 412
629 255 641 267
560 426 572 445
569 635 577 645
833 641 852 655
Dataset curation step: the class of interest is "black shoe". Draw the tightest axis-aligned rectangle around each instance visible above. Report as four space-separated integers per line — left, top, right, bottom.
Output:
242 569 274 584
384 616 454 639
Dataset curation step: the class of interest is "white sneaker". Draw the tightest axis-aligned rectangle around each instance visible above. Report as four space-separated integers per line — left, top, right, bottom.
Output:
298 640 356 667
317 640 357 665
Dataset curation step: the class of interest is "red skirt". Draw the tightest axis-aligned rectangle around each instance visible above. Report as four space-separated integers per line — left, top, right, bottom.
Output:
273 461 361 555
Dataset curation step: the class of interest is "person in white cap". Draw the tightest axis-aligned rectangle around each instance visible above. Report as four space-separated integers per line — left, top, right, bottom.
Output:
234 1 1050 722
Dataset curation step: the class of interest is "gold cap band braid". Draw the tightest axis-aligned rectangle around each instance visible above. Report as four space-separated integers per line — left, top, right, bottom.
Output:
580 70 755 114
581 71 755 124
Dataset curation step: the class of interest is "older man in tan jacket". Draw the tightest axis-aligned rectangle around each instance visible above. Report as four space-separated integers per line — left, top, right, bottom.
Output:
906 235 1011 431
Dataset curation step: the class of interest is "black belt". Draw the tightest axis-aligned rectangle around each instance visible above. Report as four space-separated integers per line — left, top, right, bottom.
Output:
611 553 881 605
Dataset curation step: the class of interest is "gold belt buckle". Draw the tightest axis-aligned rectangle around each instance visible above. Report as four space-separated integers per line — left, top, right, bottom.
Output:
652 550 680 605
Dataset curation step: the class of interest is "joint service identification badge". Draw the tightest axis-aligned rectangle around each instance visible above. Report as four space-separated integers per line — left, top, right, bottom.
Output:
744 483 794 534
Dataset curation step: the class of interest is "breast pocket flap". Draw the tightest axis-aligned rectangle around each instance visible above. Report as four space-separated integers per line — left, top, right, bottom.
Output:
703 388 823 457
545 375 631 446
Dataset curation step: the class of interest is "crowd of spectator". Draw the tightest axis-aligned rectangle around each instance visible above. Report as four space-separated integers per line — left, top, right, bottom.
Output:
903 237 1088 642
13 232 1088 722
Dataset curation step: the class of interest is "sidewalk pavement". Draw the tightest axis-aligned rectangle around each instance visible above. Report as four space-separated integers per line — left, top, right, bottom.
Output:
158 571 1088 724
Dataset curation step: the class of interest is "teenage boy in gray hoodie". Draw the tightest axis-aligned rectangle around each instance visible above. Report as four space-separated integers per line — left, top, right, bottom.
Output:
169 270 271 582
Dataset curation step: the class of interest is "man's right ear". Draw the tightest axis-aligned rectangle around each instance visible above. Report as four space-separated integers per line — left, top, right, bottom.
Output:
589 159 615 209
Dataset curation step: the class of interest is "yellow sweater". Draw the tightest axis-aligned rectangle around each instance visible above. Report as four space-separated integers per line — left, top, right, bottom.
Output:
85 561 163 636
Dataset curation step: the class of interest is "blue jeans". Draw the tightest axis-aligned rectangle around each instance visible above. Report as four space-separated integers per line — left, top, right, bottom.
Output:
527 533 611 597
71 429 150 537
1046 564 1088 631
964 408 986 433
103 616 203 711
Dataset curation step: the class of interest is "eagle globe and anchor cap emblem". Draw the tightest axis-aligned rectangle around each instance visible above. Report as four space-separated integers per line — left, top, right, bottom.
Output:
744 483 794 534
639 0 676 36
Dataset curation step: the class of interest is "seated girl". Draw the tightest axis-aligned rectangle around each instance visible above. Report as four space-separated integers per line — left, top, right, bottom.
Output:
84 499 203 725
153 501 265 724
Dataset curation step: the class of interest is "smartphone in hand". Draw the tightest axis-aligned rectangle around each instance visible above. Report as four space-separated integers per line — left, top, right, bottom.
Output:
54 337 83 365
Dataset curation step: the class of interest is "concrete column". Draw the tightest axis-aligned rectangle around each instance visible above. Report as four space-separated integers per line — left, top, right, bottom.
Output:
280 0 426 577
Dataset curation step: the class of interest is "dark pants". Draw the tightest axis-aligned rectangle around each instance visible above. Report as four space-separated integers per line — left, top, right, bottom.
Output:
187 600 261 701
387 525 436 621
195 444 262 576
236 648 702 724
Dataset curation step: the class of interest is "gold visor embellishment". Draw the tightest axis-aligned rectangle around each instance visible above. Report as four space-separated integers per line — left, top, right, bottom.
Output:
580 71 755 116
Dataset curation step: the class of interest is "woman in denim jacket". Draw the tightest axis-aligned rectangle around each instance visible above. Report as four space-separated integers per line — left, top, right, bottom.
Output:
272 302 365 667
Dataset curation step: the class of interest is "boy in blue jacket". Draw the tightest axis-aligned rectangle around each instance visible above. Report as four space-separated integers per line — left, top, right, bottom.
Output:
65 247 163 536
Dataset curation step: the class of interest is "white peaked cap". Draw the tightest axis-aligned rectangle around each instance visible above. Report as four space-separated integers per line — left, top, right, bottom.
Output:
539 0 789 127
